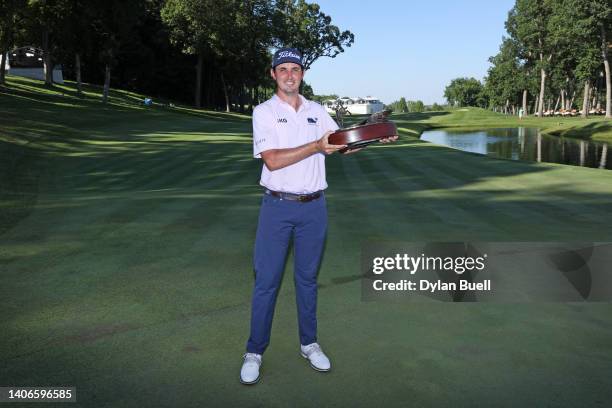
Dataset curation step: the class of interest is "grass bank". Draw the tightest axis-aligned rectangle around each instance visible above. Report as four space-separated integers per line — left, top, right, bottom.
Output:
1 76 612 407
384 107 612 143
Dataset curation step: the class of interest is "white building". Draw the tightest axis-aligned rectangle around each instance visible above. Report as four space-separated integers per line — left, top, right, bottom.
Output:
5 46 64 84
324 96 385 115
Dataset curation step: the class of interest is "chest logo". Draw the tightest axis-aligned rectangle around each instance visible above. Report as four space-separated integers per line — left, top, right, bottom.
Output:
277 118 287 123
307 117 318 124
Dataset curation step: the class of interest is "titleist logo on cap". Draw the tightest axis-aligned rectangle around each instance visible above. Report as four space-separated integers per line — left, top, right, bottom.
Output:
277 50 300 59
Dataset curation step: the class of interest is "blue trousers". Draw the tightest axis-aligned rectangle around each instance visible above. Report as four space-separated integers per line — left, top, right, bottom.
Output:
246 193 327 354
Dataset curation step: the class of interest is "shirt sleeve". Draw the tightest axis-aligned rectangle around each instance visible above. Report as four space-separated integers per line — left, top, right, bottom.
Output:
252 105 278 158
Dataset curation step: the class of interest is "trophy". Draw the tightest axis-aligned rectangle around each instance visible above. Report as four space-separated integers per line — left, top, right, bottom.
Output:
329 109 397 153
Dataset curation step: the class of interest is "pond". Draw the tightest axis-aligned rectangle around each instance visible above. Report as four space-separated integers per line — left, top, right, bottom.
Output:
420 128 610 170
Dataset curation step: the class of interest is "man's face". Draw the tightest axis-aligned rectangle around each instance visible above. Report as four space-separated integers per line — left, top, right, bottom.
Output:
271 62 304 95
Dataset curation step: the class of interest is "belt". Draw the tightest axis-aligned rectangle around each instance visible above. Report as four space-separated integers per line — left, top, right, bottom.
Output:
264 189 322 202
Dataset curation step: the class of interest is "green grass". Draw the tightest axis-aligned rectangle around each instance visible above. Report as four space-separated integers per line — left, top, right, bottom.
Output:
1 76 612 407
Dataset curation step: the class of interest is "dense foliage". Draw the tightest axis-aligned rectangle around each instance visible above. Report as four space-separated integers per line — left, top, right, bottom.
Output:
444 77 486 108
0 0 353 110
445 0 611 118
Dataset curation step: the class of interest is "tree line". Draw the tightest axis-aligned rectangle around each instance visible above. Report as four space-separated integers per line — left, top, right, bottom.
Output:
386 97 442 113
444 0 611 119
0 0 353 110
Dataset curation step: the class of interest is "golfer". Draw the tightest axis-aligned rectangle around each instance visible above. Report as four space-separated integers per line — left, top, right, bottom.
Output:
240 47 396 384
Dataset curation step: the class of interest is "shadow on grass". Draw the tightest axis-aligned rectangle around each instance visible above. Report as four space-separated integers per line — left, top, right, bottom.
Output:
0 77 252 144
2 76 612 241
3 130 612 236
547 120 612 140
0 141 42 235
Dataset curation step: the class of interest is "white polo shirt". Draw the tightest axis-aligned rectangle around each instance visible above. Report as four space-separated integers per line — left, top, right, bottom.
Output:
253 94 339 194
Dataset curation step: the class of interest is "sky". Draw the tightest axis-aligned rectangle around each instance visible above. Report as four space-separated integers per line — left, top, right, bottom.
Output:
305 0 516 105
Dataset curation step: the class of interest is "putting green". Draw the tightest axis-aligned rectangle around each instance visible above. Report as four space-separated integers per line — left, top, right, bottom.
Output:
1 77 612 406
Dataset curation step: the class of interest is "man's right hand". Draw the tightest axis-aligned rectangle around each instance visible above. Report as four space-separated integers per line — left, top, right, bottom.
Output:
316 131 346 155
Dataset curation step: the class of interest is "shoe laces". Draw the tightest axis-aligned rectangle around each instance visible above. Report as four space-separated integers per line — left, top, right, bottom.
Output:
243 353 261 365
303 343 323 356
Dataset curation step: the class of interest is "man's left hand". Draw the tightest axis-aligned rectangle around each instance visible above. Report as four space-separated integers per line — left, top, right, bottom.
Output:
340 134 398 155
379 135 399 144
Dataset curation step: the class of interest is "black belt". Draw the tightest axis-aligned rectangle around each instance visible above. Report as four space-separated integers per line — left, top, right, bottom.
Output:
264 189 322 202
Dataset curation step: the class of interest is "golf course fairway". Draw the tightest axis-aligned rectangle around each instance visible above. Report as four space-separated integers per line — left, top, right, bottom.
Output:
2 77 612 407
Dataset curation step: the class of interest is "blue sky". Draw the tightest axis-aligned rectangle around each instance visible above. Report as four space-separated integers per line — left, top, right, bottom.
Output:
305 0 516 105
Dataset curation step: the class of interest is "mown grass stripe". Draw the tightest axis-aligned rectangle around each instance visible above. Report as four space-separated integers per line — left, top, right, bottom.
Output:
384 148 573 236
364 149 503 239
421 149 612 227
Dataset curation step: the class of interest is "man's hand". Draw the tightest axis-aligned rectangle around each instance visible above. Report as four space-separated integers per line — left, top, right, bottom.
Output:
340 147 364 155
316 130 346 155
260 130 346 171
379 135 399 144
339 134 399 155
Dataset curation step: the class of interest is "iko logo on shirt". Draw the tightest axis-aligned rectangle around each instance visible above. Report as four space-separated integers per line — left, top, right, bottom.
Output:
277 118 287 123
307 117 318 124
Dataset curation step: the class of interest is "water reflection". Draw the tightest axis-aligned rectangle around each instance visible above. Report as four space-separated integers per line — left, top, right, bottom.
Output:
420 128 611 170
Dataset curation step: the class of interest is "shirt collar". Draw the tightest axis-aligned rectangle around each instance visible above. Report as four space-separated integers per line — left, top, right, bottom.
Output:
272 94 309 113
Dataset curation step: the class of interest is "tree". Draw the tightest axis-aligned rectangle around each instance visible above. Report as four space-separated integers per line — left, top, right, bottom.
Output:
484 38 526 114
397 97 408 112
506 0 555 118
162 0 237 108
272 0 354 69
386 97 408 113
0 0 27 85
301 80 314 100
27 0 69 86
311 93 338 104
483 0 610 118
162 0 212 108
407 100 424 112
89 1 144 103
546 0 584 116
444 77 484 107
54 0 95 95
108 0 198 105
572 0 611 118
211 0 274 112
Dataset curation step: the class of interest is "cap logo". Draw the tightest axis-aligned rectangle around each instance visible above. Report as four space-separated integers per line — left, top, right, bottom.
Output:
278 51 301 59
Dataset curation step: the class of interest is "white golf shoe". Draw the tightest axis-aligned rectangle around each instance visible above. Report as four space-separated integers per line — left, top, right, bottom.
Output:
300 342 331 372
240 353 262 384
